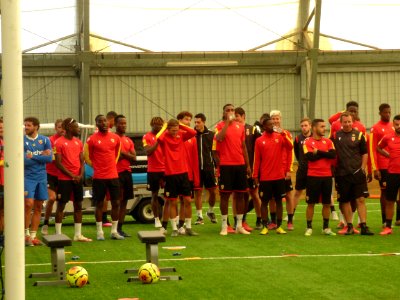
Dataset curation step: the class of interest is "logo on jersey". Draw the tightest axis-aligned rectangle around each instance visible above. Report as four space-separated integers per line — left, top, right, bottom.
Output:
322 140 326 144
275 139 279 143
260 191 263 197
111 138 115 143
351 134 356 142
38 140 43 144
98 140 101 144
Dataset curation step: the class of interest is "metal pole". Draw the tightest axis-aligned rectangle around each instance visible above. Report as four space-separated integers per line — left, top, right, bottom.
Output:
1 0 25 299
308 0 322 120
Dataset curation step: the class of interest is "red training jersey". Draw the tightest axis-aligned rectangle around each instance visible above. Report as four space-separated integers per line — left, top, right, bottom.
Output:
157 123 197 176
214 120 245 166
370 120 394 171
86 131 121 179
330 119 366 139
281 129 294 173
54 136 83 180
378 133 400 174
303 137 335 177
252 131 293 181
46 133 63 176
117 135 135 173
184 137 200 187
143 131 165 172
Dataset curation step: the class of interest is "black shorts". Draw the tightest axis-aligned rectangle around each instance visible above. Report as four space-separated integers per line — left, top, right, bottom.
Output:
385 173 400 201
219 165 248 192
92 178 120 204
147 172 165 192
247 177 257 190
57 180 83 203
47 173 58 192
379 169 388 189
285 178 293 192
335 171 369 203
259 179 286 203
118 170 134 201
164 173 191 200
199 170 217 189
295 168 307 191
306 176 332 204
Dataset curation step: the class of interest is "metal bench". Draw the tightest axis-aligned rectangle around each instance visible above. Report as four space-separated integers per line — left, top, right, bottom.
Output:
29 234 72 286
125 230 181 281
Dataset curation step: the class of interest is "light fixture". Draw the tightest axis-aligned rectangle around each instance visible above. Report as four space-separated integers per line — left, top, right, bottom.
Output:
166 60 238 67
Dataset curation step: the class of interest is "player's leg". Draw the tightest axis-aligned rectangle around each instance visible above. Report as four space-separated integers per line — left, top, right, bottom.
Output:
108 179 123 240
118 171 133 237
92 179 106 240
72 181 92 242
42 174 58 235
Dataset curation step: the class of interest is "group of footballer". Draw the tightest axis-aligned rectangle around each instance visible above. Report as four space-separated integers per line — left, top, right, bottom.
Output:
16 100 400 245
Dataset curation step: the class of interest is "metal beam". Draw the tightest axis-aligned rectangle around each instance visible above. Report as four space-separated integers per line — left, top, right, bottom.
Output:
308 0 322 120
22 34 76 53
89 34 152 52
248 32 300 51
310 31 381 50
303 8 315 31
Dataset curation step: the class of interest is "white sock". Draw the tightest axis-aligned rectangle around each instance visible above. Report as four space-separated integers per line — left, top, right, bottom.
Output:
30 231 37 239
25 228 30 236
208 206 214 213
236 214 243 228
221 215 228 227
55 223 62 235
111 221 118 234
96 222 103 233
339 211 345 223
170 218 178 231
74 223 82 237
197 210 203 218
357 215 361 225
185 218 192 229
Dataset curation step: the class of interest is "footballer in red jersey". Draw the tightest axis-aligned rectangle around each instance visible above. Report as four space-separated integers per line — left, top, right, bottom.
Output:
253 116 293 234
85 114 123 241
214 104 251 236
157 119 198 237
303 119 336 236
41 119 64 236
54 118 91 242
369 104 397 225
377 115 400 235
143 117 165 230
269 110 294 230
115 115 136 237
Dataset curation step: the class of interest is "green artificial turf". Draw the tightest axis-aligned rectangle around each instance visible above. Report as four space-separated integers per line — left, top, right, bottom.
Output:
22 200 400 300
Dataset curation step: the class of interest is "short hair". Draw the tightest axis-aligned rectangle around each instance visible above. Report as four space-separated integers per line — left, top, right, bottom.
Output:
346 101 358 109
54 119 63 127
62 117 77 131
259 113 270 122
340 112 353 122
223 103 234 111
95 114 104 123
194 113 206 122
300 117 311 124
176 111 193 120
262 116 272 125
270 110 281 117
167 119 179 129
234 107 245 116
24 117 40 128
311 119 324 127
150 117 164 126
114 114 126 124
106 111 118 119
379 103 391 112
393 114 400 122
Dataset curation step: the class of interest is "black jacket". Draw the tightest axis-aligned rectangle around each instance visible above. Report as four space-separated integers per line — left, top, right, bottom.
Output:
195 126 215 172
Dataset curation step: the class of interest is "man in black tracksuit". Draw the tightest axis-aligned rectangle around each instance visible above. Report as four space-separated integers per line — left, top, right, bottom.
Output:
193 113 218 224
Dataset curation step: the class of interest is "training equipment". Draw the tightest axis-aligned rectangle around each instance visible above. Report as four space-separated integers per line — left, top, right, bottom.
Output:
67 266 89 288
29 234 72 286
138 263 160 284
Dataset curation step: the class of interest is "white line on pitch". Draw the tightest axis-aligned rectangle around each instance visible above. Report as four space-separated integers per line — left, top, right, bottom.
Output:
25 252 400 268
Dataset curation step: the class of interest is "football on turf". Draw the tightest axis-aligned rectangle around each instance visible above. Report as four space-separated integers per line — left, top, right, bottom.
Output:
67 266 89 288
138 263 160 284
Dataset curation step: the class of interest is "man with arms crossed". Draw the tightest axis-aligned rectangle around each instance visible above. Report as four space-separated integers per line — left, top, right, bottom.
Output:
333 113 373 235
303 119 336 236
